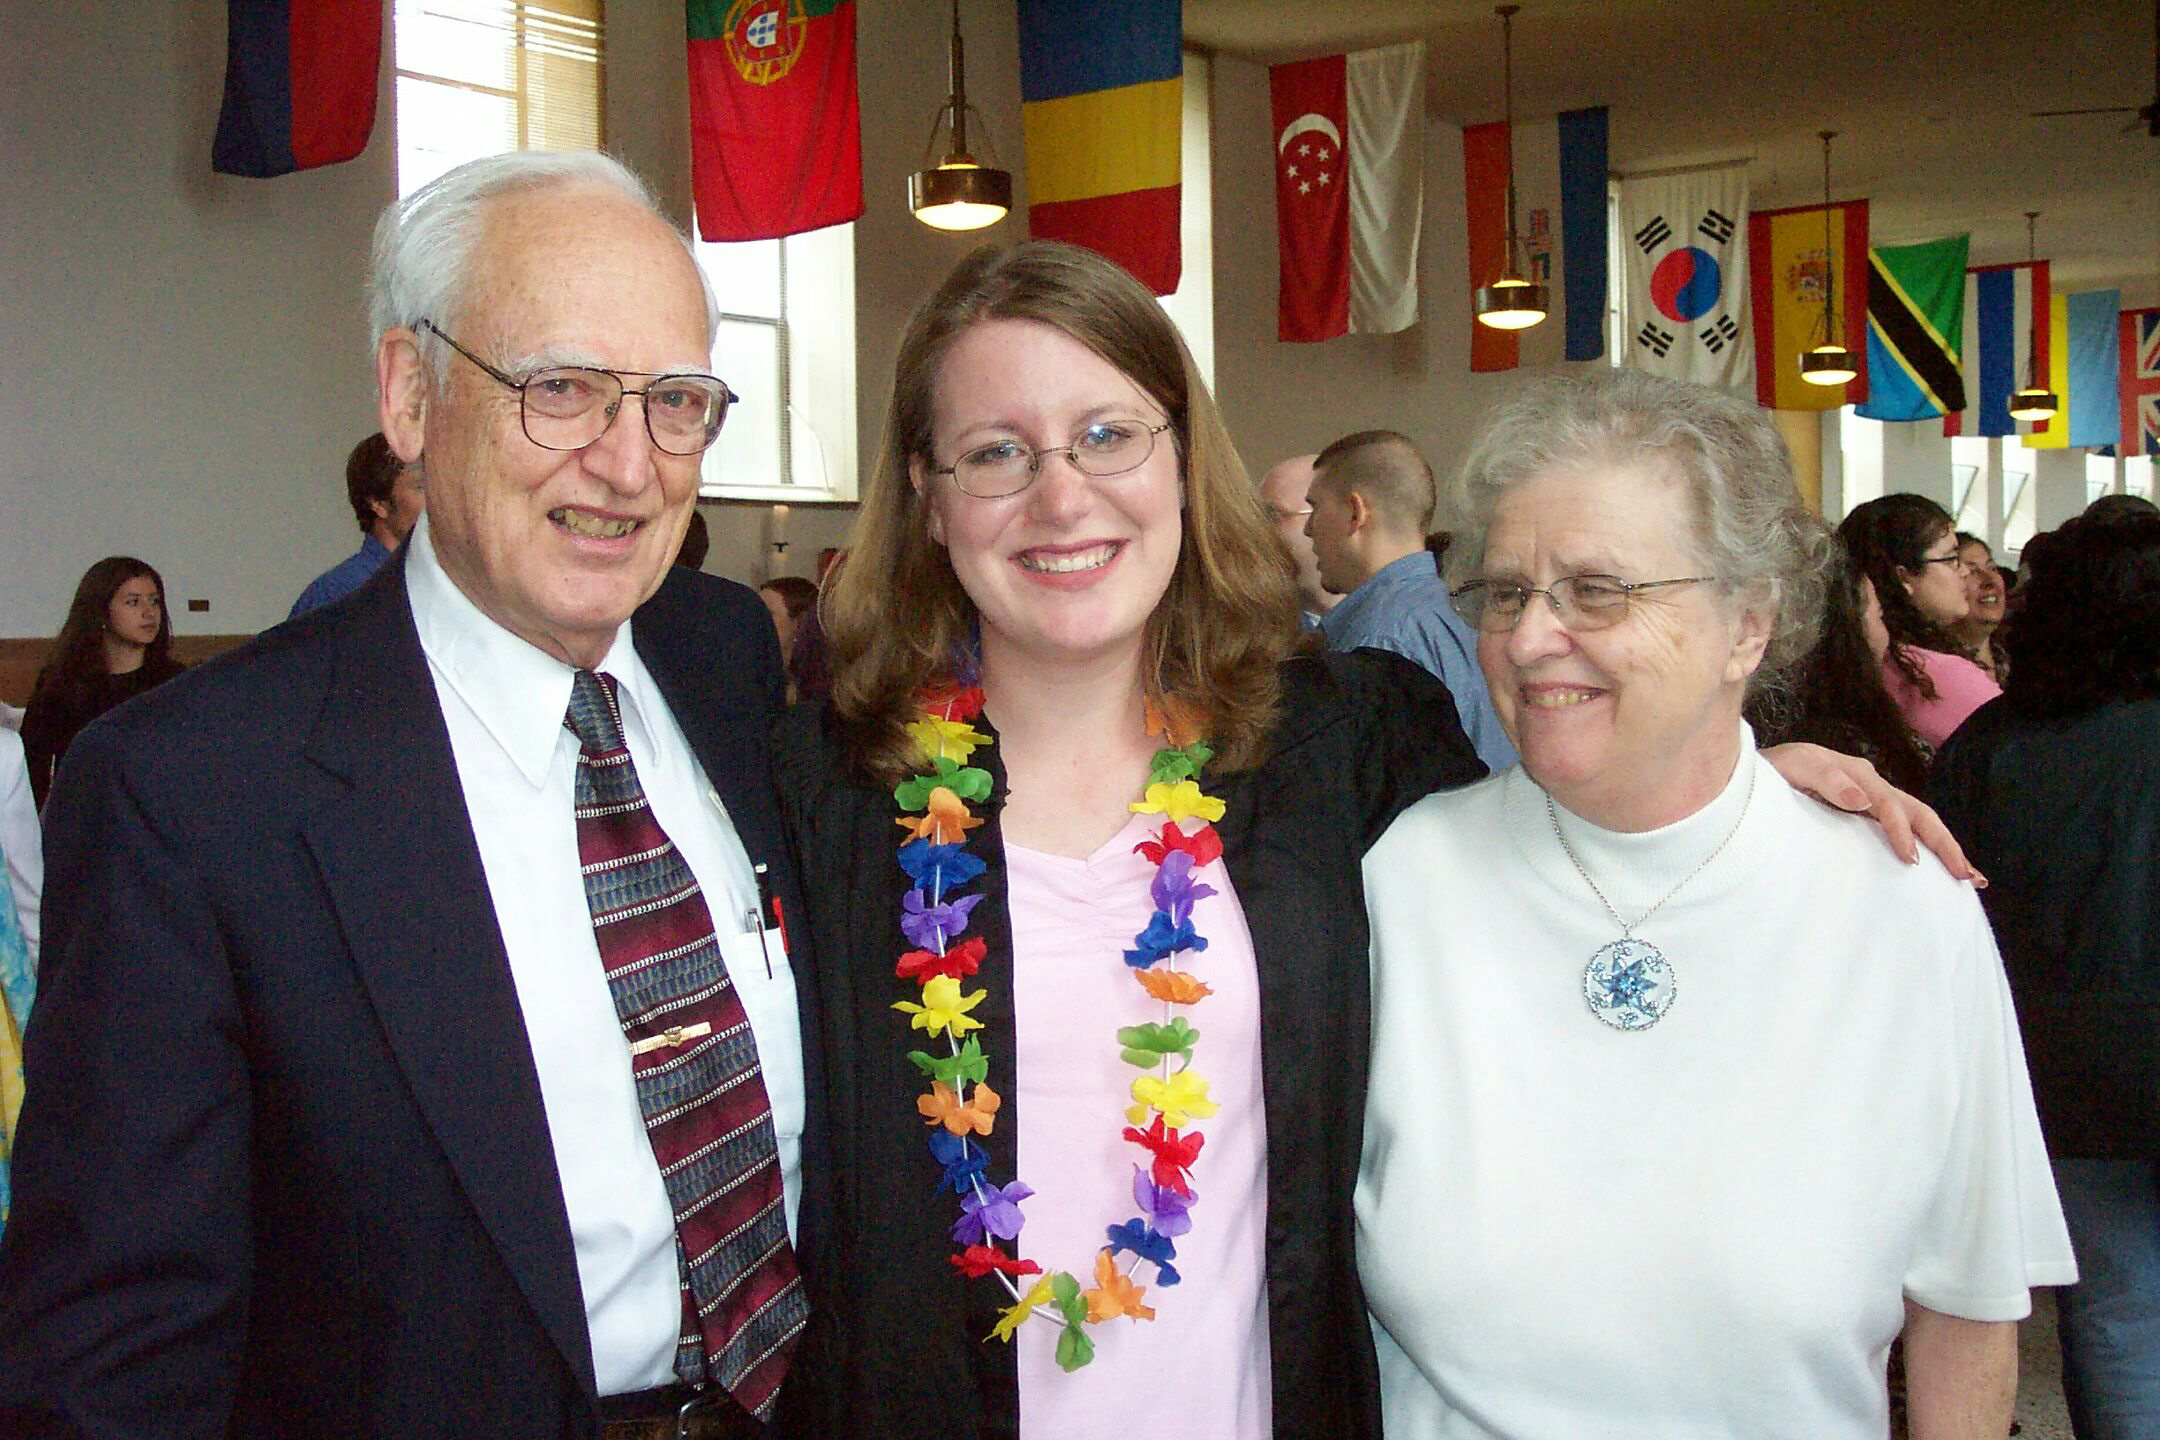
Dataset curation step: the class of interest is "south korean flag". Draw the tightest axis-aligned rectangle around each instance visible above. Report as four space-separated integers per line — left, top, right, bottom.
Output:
1616 163 1754 394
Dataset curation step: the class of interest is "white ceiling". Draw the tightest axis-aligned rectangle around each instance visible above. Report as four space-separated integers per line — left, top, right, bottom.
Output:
1186 0 2160 306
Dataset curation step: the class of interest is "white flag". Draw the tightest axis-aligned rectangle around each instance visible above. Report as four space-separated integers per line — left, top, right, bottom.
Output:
1616 165 1753 393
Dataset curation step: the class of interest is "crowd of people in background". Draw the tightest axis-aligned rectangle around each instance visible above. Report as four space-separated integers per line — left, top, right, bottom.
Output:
0 144 2155 1440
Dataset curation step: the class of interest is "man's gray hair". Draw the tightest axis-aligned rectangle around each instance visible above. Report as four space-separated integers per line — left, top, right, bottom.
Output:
1445 368 1832 699
367 150 720 375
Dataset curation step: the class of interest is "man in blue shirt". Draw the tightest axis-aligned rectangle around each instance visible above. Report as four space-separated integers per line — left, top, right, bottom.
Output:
289 433 426 617
1305 430 1516 771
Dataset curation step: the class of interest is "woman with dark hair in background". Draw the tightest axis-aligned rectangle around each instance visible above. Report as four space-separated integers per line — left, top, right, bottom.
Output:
1950 531 2009 681
1748 540 1932 795
21 557 184 809
758 575 824 703
1932 507 2160 1440
1838 494 2000 750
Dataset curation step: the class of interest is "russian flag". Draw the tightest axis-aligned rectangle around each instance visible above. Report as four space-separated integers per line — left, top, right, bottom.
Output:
212 0 384 179
1945 261 2050 439
1464 106 1609 371
1018 0 1183 296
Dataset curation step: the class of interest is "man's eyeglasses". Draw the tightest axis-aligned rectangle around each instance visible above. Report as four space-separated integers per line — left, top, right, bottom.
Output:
418 320 737 457
1265 503 1314 525
929 421 1173 499
1450 574 1717 633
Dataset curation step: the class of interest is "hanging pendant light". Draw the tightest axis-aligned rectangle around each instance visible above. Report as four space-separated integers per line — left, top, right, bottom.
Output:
1473 4 1549 331
2006 210 2060 421
1798 130 1857 386
909 0 1012 232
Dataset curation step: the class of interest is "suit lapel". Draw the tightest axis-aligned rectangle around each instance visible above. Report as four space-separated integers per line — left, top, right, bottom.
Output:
297 567 598 1396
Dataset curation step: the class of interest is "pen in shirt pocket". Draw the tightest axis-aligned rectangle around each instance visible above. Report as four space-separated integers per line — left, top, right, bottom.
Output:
752 863 787 977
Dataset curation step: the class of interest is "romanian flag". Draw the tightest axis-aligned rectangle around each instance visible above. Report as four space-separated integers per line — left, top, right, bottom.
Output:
1748 200 1870 411
1855 234 1967 423
2024 289 2121 451
688 0 863 241
211 0 384 178
1018 0 1183 296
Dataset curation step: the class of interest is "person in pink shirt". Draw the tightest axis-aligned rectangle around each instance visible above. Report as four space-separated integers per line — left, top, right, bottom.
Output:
1840 495 2002 751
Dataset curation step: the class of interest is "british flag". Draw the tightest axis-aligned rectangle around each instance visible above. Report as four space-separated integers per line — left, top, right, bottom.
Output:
2123 308 2160 458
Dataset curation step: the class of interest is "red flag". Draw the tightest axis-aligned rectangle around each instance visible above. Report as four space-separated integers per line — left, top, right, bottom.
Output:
212 0 383 178
1270 43 1423 343
687 0 864 241
1271 55 1349 342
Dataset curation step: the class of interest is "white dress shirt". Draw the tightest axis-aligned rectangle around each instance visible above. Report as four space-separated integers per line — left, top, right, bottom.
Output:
404 518 805 1396
0 726 41 968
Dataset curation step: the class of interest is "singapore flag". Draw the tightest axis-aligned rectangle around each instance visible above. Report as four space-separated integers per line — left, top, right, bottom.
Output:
1270 41 1424 342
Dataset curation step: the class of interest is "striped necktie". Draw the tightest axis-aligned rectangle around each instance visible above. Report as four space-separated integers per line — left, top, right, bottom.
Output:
563 669 805 1419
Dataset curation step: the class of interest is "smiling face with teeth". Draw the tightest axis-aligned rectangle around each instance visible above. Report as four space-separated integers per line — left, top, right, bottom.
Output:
1475 460 1771 832
913 318 1183 678
377 182 711 670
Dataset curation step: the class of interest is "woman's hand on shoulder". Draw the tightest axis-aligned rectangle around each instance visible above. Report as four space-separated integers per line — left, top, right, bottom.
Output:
1760 742 1983 884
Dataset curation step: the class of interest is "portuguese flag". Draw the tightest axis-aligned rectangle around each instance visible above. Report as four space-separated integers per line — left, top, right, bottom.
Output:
688 0 864 241
211 0 384 178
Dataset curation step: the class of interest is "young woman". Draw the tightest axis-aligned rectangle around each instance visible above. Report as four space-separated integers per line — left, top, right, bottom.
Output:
21 557 183 809
773 242 1969 1440
1950 531 2009 681
1838 496 2000 750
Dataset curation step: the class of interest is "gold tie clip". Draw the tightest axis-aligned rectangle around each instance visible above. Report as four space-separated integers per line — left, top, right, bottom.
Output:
627 1021 712 1057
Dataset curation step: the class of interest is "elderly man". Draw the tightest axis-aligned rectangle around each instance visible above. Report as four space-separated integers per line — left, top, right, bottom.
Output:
1256 452 1337 627
289 432 427 618
0 153 816 1440
1305 429 1516 771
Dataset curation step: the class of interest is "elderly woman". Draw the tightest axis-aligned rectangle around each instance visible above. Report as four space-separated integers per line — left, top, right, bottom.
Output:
1932 508 2160 1440
1356 370 2073 1439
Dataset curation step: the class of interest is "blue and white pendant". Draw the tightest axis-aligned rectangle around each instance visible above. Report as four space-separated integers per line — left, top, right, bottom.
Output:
1582 937 1674 1031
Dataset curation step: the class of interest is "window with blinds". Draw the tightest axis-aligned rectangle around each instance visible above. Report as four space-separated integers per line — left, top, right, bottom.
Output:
393 0 604 198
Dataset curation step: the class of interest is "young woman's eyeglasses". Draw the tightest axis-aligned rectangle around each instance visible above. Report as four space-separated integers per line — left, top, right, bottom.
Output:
418 320 737 457
1450 574 1717 632
930 421 1173 499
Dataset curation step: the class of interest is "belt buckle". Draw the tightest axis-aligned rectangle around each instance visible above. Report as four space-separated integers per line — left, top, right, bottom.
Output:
673 1388 724 1440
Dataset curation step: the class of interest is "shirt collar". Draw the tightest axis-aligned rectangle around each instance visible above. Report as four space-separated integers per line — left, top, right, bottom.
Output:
1318 549 1440 641
404 514 646 788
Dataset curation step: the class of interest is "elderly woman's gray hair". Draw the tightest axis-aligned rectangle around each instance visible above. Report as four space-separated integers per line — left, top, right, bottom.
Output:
1444 367 1832 696
366 150 720 376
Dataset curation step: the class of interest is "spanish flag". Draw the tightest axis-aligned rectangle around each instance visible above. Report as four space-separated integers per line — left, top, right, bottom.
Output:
1748 199 1870 411
1018 0 1183 296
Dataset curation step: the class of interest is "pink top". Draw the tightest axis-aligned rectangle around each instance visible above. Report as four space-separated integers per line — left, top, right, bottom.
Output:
1006 811 1272 1439
1882 645 2003 749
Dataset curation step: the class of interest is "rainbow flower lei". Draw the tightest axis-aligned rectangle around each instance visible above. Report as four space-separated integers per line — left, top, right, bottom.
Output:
892 679 1226 1372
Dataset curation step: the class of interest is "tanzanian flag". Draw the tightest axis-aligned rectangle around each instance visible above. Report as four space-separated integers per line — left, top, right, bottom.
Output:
211 0 384 177
688 0 863 241
1855 234 1968 422
1018 0 1183 295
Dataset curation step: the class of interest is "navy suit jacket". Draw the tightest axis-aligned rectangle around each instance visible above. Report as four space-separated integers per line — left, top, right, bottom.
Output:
0 556 827 1439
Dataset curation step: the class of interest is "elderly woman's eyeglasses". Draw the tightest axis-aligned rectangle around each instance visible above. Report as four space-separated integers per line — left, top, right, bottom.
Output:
930 421 1173 499
1451 574 1717 633
418 320 738 457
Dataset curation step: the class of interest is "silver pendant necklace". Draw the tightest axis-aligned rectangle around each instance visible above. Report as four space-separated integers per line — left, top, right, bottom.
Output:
1545 763 1756 1032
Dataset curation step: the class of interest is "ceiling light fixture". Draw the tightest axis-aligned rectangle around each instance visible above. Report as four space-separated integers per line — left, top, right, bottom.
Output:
909 0 1012 232
2006 210 2060 421
1473 4 1549 331
1798 130 1857 386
